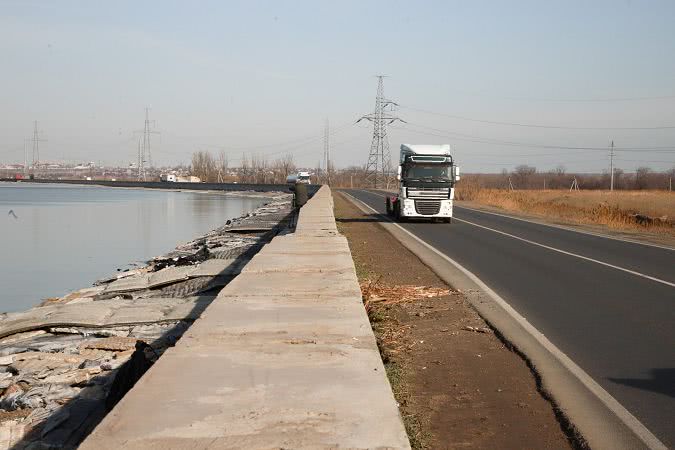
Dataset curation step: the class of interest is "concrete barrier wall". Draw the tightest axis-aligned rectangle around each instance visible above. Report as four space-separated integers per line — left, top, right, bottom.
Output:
81 185 410 449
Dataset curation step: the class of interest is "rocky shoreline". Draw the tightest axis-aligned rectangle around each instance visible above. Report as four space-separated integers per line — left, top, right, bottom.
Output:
0 191 294 449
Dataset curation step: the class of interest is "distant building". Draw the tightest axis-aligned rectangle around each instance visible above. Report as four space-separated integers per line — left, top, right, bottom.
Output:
175 175 201 183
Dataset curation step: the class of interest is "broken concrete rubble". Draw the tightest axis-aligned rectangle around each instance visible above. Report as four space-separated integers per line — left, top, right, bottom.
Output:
0 192 293 450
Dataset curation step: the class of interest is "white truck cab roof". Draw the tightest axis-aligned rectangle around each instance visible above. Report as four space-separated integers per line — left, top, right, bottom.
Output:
400 144 452 163
400 144 451 155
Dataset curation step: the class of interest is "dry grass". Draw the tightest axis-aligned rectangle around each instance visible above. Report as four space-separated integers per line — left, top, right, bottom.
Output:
360 279 451 309
456 181 675 235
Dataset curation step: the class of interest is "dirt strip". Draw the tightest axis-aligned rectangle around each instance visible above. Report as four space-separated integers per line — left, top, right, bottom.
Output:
334 192 573 450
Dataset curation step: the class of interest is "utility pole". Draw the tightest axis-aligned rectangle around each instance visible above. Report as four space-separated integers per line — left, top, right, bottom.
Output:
323 119 331 186
23 138 30 176
609 140 615 191
357 76 404 188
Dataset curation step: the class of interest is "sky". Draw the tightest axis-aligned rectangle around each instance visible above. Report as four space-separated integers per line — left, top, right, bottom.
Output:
1 0 674 173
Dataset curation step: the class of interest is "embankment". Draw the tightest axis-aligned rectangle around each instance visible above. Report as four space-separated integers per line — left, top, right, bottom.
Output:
0 192 293 449
80 186 410 449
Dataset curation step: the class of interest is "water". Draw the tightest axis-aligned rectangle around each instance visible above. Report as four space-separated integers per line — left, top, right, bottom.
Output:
0 183 269 313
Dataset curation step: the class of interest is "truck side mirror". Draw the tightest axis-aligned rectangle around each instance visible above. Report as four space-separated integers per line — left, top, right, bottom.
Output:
397 166 402 181
453 166 461 181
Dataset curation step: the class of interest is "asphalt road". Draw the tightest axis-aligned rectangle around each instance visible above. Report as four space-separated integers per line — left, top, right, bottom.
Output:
343 189 675 448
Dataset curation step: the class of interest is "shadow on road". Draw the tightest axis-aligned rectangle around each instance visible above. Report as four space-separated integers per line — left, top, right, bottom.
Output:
609 368 675 399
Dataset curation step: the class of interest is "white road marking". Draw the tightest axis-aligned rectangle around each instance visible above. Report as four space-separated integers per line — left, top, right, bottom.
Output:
454 217 675 288
341 190 668 450
456 204 675 252
351 190 675 288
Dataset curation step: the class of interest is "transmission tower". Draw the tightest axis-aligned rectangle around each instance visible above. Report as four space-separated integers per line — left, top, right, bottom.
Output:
135 107 159 181
323 119 331 185
357 76 404 188
137 137 145 181
31 121 47 175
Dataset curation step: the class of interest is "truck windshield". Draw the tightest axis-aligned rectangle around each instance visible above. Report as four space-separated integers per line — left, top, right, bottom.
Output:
404 164 451 180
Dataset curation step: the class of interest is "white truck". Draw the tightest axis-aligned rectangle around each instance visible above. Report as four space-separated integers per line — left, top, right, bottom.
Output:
286 171 312 185
385 144 460 223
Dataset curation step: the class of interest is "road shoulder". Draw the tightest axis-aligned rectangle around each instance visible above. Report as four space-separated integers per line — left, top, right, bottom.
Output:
334 192 572 449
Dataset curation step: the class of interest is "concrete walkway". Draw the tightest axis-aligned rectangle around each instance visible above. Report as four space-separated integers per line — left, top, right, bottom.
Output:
81 186 410 449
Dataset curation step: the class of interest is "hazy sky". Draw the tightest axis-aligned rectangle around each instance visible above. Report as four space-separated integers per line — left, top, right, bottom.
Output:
1 0 674 173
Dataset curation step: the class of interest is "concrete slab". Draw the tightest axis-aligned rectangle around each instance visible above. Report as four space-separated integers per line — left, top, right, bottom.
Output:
81 350 408 449
0 296 214 339
189 258 241 277
104 274 150 293
147 266 191 288
263 236 350 254
242 252 355 273
222 271 361 298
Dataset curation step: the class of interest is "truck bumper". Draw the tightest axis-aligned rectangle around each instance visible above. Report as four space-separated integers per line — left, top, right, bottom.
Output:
400 199 453 218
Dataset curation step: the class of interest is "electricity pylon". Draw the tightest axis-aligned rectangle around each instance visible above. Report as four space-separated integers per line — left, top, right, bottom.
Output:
135 107 159 181
357 76 404 188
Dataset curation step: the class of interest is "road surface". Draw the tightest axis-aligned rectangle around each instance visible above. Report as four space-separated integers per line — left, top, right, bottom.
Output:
343 189 675 448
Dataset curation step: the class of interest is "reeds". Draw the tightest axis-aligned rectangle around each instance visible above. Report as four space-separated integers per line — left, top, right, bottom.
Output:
456 183 674 234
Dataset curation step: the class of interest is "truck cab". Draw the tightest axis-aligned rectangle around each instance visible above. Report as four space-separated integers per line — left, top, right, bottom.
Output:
386 144 460 223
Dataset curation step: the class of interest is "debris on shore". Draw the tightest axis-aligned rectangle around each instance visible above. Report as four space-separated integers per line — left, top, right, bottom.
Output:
360 280 451 309
0 192 293 449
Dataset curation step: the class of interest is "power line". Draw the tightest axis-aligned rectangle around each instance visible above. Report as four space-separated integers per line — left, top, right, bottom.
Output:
395 122 675 153
614 158 675 164
400 105 675 130
445 90 675 103
164 121 356 153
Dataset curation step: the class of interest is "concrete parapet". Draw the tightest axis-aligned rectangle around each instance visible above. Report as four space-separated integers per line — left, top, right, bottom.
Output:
81 186 410 450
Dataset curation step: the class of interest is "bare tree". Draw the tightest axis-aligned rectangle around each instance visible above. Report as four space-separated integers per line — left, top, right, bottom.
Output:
279 154 295 180
191 151 216 182
512 165 537 188
217 151 228 182
635 167 652 190
240 153 250 183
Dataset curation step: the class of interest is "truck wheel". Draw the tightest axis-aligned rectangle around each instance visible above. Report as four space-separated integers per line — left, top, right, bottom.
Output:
444 218 452 224
385 198 392 216
395 204 407 222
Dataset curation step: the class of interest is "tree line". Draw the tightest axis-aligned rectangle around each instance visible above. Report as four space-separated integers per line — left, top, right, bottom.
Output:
190 151 296 184
190 151 674 190
469 165 675 190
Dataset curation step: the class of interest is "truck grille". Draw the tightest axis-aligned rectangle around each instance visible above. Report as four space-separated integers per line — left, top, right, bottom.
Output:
415 200 441 215
407 187 449 200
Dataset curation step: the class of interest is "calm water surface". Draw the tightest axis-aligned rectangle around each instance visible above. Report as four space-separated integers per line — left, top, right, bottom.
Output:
0 183 268 312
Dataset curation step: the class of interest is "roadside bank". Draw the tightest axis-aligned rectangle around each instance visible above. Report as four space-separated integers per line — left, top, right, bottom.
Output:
79 186 410 450
0 192 292 449
334 192 573 449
